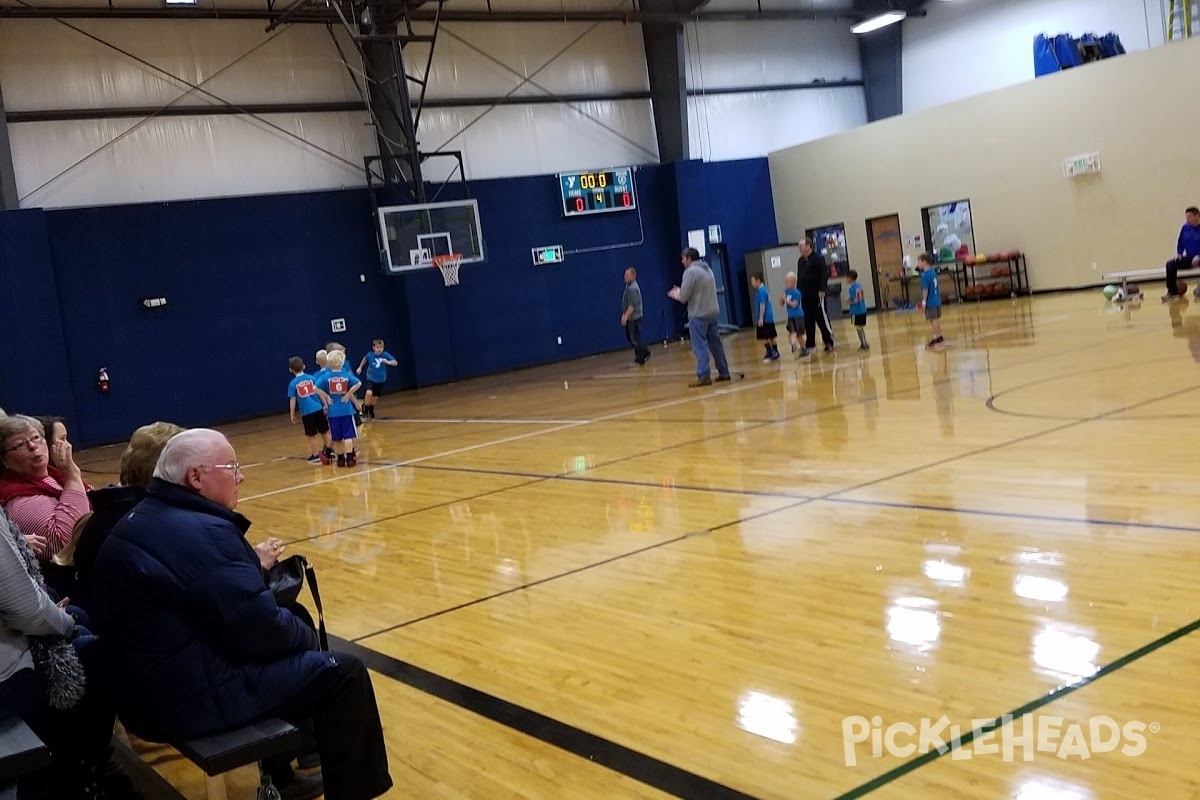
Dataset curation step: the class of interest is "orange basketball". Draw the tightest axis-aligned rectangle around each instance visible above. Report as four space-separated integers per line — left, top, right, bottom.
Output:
1179 280 1188 295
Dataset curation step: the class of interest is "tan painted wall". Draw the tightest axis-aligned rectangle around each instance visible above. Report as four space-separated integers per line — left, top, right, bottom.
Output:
769 35 1200 308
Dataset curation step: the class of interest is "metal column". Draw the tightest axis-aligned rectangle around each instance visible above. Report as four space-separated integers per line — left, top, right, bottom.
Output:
0 84 19 210
642 21 689 163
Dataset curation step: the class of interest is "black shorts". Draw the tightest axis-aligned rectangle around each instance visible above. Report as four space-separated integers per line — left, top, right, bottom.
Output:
786 317 804 335
755 323 777 340
301 410 329 437
853 314 867 327
363 380 385 397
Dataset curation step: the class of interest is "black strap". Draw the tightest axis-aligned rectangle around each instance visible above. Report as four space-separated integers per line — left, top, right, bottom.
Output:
301 559 328 651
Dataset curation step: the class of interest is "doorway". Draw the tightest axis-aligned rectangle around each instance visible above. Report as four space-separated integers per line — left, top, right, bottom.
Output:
707 243 738 332
865 214 904 311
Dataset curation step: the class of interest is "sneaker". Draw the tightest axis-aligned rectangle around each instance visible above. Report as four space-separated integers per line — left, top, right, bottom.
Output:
278 772 325 800
859 345 870 351
306 454 321 462
689 378 713 387
797 348 811 358
319 451 331 466
346 452 358 467
336 454 347 467
715 374 732 382
769 350 780 360
790 342 798 353
824 343 835 351
1163 292 1181 303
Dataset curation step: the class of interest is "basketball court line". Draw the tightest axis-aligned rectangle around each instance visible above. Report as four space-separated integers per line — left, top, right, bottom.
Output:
374 417 591 424
239 314 1069 505
832 614 1200 799
331 634 763 800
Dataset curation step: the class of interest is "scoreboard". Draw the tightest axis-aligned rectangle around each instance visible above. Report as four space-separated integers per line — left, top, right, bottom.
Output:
558 167 636 217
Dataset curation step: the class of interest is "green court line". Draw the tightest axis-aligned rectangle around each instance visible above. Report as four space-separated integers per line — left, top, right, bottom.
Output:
834 615 1200 799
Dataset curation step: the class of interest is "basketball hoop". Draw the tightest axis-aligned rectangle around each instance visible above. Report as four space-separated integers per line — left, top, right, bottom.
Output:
432 253 463 286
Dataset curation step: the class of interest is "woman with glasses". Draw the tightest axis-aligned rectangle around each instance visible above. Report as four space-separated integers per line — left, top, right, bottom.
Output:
0 416 92 578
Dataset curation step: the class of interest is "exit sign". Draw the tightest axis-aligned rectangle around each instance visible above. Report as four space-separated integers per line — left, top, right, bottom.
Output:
532 245 565 265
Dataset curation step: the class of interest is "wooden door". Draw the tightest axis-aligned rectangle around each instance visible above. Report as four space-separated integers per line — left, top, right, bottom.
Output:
866 214 904 311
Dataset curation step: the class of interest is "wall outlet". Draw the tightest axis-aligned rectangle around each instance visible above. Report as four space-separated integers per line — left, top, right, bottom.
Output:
331 318 347 333
557 336 563 345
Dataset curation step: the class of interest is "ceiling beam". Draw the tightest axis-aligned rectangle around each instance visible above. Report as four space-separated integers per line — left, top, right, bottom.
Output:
0 2 927 23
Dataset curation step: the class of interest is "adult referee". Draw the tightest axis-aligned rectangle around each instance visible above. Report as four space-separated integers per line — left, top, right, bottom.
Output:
797 238 835 352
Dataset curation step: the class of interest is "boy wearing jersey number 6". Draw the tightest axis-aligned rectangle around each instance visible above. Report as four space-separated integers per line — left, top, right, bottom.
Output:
316 350 363 467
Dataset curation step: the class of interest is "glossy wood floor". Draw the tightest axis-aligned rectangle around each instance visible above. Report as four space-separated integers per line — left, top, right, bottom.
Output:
77 292 1200 800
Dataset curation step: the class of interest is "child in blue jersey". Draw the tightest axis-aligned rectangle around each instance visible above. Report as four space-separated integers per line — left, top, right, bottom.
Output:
847 270 869 351
287 356 334 464
751 273 779 361
780 271 807 357
356 339 398 420
315 349 363 467
916 254 944 348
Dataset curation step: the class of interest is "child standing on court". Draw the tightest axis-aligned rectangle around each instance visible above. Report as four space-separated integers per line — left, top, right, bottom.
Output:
751 272 779 361
356 339 398 420
287 357 334 464
847 270 869 351
781 272 806 357
316 349 363 467
916 254 944 348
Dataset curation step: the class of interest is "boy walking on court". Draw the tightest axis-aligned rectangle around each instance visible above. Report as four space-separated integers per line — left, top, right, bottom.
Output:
356 339 398 419
316 349 363 467
847 270 869 351
621 268 651 366
781 272 806 357
916 254 944 348
751 273 779 361
287 357 334 464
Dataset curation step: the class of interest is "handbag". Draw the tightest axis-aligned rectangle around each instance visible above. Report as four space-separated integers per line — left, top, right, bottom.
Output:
267 554 329 651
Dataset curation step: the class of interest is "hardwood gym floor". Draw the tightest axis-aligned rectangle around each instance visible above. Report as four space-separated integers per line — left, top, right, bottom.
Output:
77 291 1200 799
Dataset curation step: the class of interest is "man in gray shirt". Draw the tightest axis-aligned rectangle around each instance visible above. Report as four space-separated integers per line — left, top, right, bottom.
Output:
621 268 651 366
668 248 731 386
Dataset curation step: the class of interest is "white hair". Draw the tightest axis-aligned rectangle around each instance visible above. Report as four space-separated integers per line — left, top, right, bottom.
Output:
326 349 346 369
153 428 230 484
315 349 327 361
785 271 797 280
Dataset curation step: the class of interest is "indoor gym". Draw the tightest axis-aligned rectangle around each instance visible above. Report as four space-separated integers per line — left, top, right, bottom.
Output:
2 1 1200 799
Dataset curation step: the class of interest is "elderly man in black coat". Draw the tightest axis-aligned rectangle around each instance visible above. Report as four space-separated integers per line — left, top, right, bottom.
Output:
92 428 392 800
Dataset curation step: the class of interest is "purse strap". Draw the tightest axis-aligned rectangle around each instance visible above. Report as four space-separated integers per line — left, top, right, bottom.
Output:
301 557 328 651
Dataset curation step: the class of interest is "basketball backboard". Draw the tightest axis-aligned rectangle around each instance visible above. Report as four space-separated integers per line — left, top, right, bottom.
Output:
378 199 484 274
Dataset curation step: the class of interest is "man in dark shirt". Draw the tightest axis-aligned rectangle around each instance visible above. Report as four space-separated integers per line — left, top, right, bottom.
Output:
797 238 835 351
620 267 651 366
1164 205 1200 301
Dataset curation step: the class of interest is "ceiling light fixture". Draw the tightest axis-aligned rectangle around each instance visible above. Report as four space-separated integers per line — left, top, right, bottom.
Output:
852 10 906 34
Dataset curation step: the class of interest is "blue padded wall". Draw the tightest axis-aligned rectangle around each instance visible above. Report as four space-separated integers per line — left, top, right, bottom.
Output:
1 158 776 447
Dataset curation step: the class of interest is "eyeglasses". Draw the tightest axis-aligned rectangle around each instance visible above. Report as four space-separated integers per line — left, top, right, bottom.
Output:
204 462 242 476
2 433 44 455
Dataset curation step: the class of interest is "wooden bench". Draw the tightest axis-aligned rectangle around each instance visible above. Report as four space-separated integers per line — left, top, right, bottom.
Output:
1103 266 1200 292
0 716 52 799
173 718 305 800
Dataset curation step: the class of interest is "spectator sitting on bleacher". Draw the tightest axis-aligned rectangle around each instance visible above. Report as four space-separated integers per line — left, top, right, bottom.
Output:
0 416 92 593
91 429 392 800
52 422 184 613
0 509 133 799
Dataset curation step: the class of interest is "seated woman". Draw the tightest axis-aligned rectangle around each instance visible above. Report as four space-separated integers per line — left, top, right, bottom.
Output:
62 422 184 610
0 416 91 591
33 416 69 447
0 509 130 799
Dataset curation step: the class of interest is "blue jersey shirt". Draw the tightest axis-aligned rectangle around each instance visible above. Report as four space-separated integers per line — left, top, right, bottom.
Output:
316 368 361 418
755 285 774 324
784 287 804 318
362 351 395 383
848 281 867 315
288 373 324 417
921 268 942 308
1179 223 1200 259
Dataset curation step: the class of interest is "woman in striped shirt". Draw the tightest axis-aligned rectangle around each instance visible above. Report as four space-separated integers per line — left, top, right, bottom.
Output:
0 415 91 572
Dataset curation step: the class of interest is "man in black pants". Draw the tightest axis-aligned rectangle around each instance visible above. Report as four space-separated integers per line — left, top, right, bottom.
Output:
621 267 651 365
1163 205 1200 302
797 238 835 352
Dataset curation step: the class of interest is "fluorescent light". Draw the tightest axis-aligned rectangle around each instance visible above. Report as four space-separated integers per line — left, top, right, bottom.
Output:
852 10 906 33
164 0 199 5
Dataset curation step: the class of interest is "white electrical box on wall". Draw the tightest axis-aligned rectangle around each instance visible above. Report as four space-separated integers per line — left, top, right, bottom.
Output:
1064 152 1101 178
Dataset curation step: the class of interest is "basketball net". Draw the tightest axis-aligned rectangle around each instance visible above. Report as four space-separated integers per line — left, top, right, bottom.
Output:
432 253 462 286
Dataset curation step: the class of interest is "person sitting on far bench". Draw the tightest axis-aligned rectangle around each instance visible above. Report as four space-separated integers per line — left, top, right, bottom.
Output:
1162 205 1200 302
